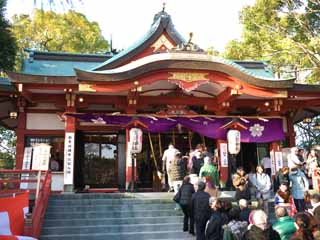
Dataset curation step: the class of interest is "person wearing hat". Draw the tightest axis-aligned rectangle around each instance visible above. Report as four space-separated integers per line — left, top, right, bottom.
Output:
191 181 211 240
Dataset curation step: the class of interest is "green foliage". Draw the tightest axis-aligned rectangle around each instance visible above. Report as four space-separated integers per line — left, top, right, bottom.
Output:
223 0 320 83
295 117 320 150
0 126 16 169
12 9 109 61
0 0 17 72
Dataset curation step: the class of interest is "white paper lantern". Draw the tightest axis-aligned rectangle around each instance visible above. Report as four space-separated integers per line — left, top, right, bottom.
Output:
227 129 241 154
129 128 143 153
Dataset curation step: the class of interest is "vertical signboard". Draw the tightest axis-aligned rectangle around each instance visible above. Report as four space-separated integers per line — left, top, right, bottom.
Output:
64 132 75 185
220 143 228 167
275 151 283 172
270 150 276 176
20 147 33 189
32 144 51 170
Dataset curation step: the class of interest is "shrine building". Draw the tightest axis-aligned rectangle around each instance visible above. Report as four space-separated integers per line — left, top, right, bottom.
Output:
1 9 320 192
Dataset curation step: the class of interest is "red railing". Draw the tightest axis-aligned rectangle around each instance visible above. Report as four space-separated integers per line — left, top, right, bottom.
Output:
0 170 52 238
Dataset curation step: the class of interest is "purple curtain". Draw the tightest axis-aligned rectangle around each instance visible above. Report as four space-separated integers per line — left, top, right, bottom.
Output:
67 114 285 143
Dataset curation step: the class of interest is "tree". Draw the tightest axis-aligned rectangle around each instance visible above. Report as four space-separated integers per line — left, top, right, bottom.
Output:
12 9 109 56
223 0 320 83
0 126 16 169
0 0 17 73
295 117 320 150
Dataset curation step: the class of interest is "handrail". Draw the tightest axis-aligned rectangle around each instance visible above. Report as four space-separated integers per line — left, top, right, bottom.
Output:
30 171 51 237
0 170 51 238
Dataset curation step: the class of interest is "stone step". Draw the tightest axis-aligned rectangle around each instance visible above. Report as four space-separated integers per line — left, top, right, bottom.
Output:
49 192 175 200
46 203 176 212
45 209 183 219
40 230 195 240
48 198 174 206
41 223 182 235
43 216 183 227
49 193 132 200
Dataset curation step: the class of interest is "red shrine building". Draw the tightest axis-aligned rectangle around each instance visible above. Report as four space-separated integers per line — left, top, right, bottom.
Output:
1 9 320 192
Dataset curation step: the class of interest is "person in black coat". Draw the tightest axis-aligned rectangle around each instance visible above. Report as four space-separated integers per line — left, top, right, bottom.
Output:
191 181 211 240
178 176 195 235
239 199 251 223
205 197 228 240
273 167 290 192
192 151 204 176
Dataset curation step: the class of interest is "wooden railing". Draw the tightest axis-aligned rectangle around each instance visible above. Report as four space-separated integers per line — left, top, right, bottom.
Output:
0 170 52 238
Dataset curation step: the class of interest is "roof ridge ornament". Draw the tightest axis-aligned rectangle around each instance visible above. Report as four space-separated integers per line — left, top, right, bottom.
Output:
153 3 170 24
162 2 166 12
170 32 204 53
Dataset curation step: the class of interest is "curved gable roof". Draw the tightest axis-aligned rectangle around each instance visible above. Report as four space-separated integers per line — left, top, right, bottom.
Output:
92 10 185 71
76 52 295 89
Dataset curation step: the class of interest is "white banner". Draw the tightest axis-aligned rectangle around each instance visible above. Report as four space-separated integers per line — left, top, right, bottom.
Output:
32 144 51 171
220 143 228 167
64 132 75 185
275 151 283 172
270 150 276 176
20 147 33 189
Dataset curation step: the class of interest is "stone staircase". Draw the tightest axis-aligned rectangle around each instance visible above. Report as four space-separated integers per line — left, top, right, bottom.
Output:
40 193 195 240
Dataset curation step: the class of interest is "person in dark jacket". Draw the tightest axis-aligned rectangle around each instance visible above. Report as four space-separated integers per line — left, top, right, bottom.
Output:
205 197 228 240
309 193 320 223
274 167 290 192
192 151 204 176
191 181 211 240
178 176 195 235
239 199 251 223
290 212 315 240
243 209 281 240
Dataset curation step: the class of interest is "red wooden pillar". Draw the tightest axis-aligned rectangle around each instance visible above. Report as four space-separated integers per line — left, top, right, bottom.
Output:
15 112 26 169
286 116 296 147
216 139 229 187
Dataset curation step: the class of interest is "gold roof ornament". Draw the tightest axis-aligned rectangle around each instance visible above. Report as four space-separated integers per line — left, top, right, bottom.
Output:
171 32 204 53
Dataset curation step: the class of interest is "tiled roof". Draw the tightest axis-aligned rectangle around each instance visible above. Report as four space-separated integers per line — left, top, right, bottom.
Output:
0 77 15 91
22 59 102 76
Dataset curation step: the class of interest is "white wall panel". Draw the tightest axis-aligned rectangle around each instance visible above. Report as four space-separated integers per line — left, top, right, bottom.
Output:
26 113 64 130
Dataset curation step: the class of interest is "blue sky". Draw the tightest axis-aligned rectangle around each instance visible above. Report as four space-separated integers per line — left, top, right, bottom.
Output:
6 0 255 52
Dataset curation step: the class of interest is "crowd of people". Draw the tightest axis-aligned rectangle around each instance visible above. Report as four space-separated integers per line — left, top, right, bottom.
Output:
165 143 320 240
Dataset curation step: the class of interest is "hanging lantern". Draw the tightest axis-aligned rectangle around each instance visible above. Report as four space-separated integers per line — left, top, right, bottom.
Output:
129 128 143 153
227 129 241 155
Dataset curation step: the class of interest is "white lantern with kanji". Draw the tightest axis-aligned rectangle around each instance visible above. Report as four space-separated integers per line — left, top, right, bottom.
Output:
227 129 241 155
129 128 143 153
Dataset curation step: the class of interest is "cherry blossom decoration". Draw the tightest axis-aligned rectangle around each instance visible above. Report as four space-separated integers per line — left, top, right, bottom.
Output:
91 117 106 124
249 124 265 137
